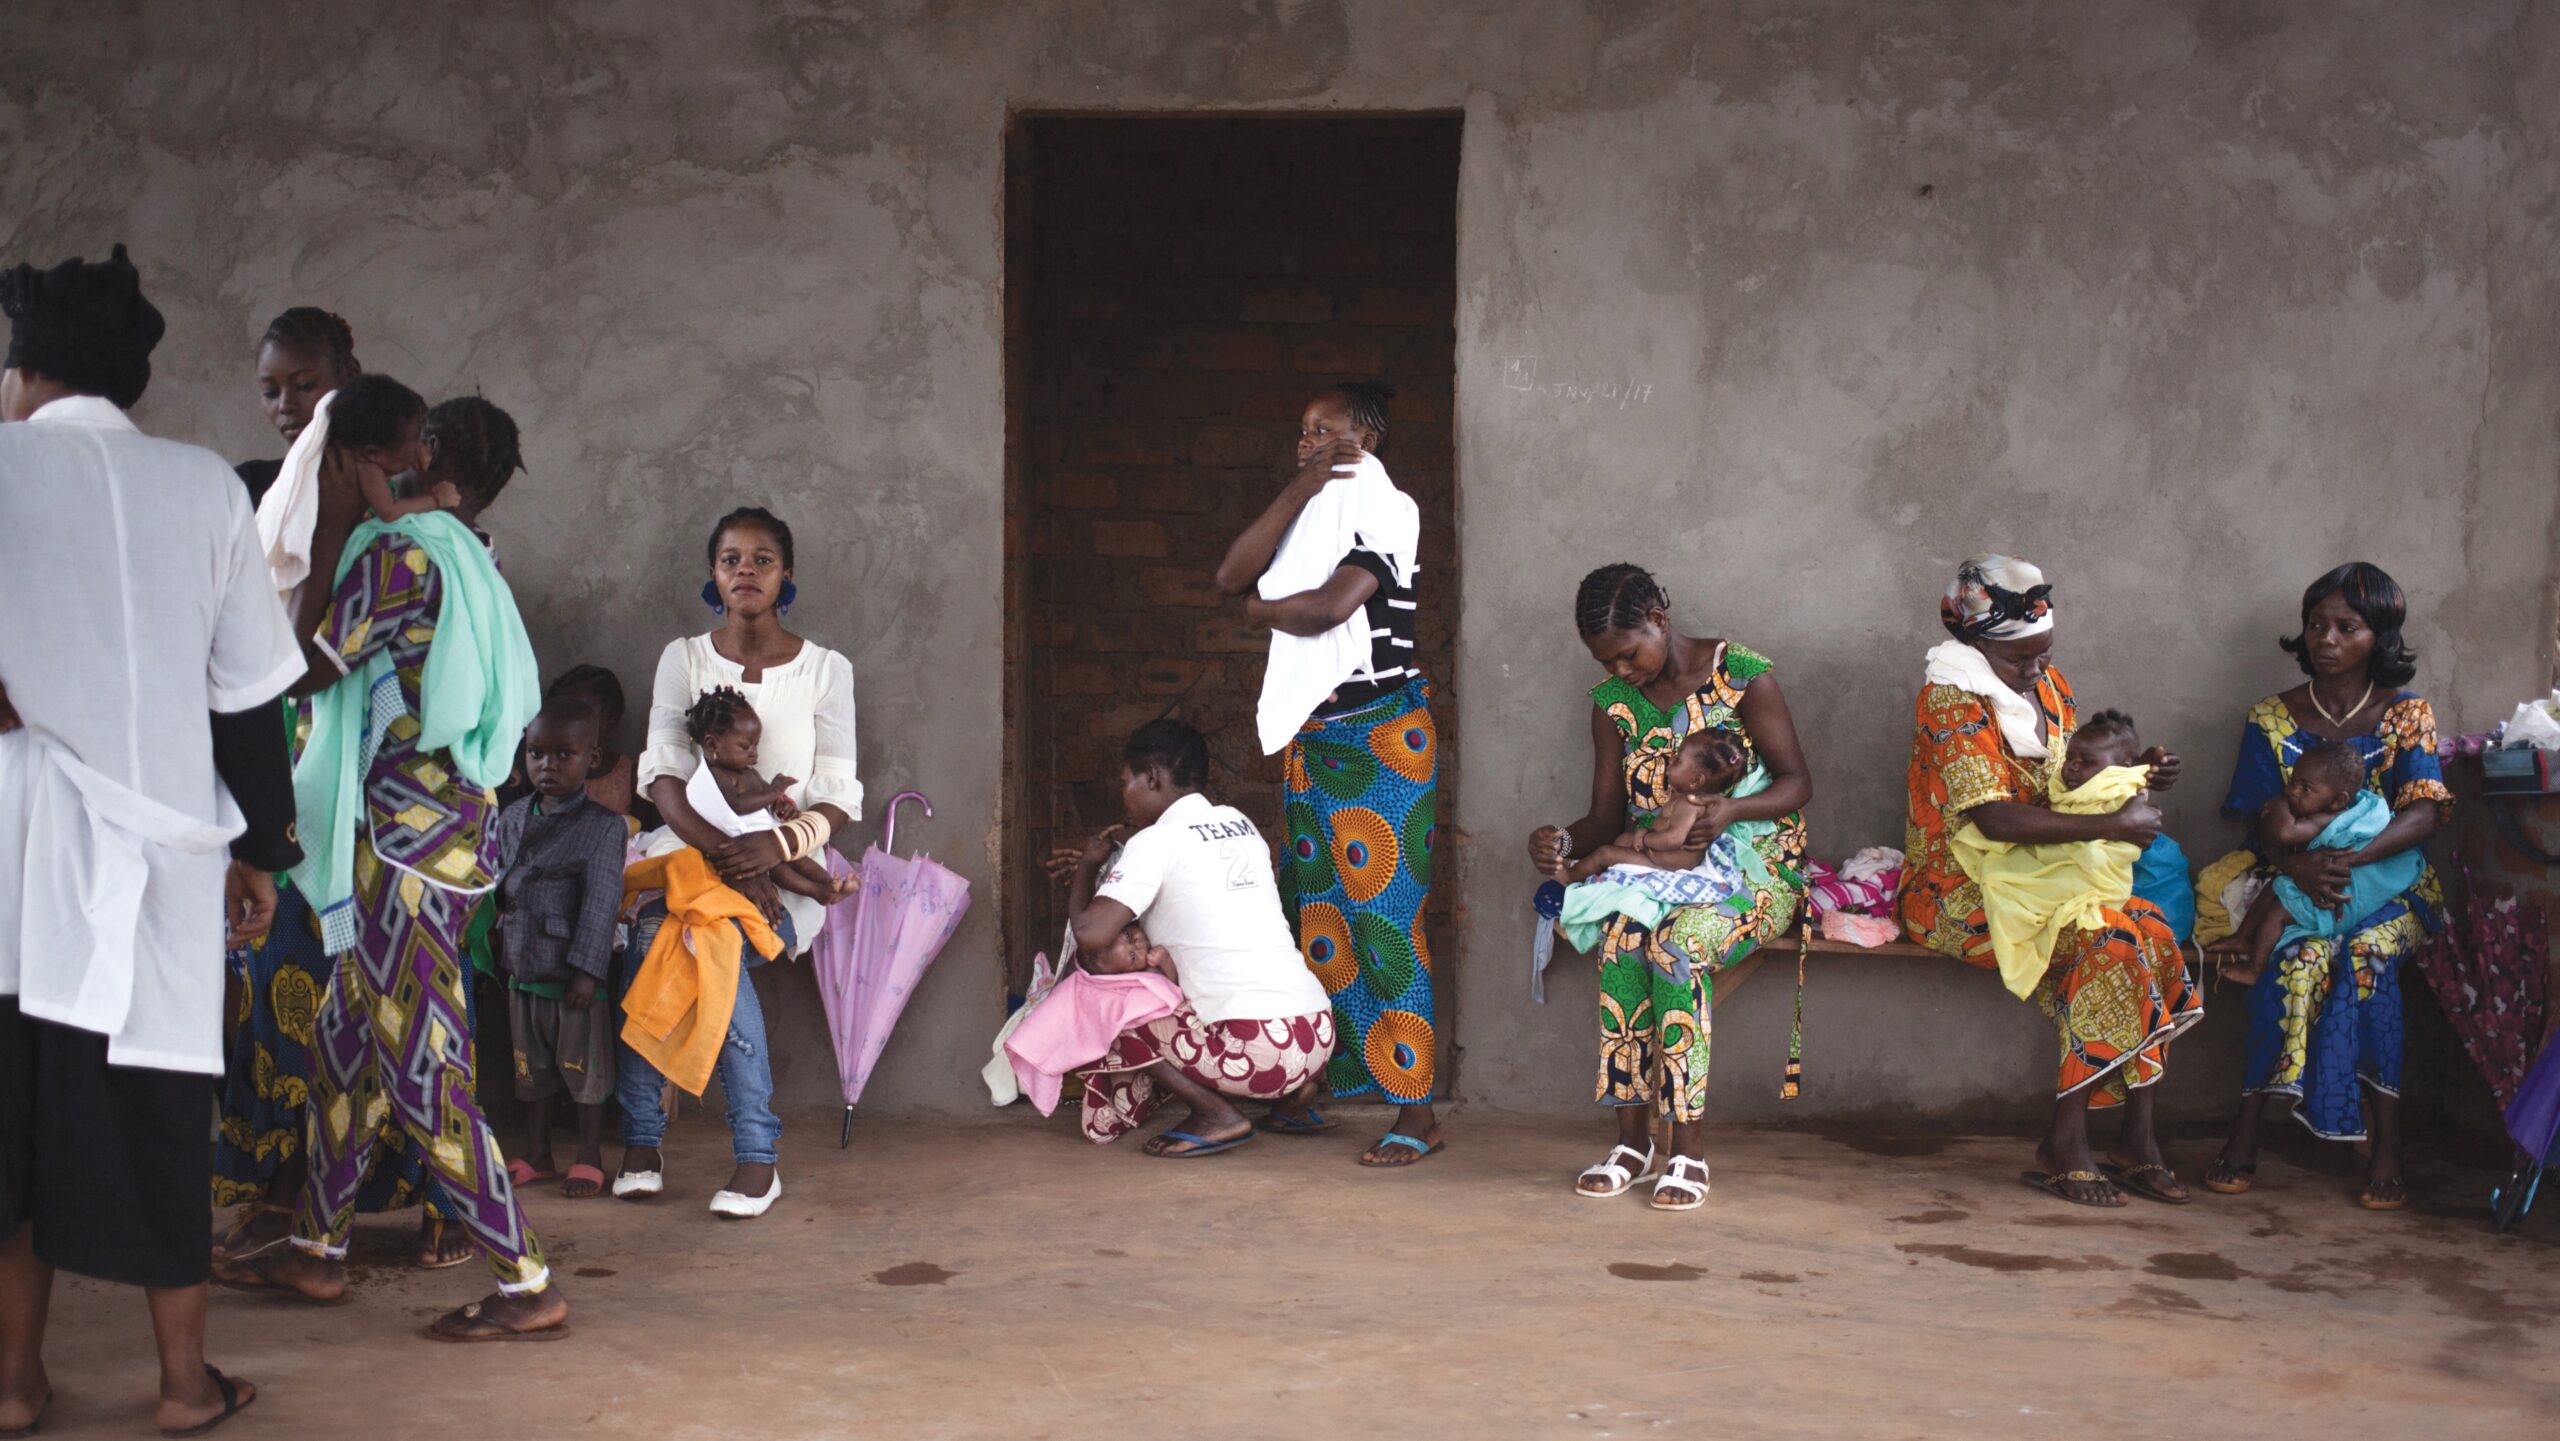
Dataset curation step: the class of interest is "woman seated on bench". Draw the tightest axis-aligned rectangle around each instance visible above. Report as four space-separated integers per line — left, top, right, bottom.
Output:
1526 564 1812 1212
1895 555 2199 1210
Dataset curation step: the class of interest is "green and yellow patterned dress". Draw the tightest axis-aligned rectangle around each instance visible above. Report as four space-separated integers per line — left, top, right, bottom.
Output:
1589 644 1807 1122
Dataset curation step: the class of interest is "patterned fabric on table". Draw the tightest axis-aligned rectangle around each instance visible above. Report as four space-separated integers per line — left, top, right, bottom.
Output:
1896 664 2202 1103
1589 644 1807 1122
2222 691 2452 1140
1080 1007 1336 1143
288 533 544 1293
1281 677 1438 1103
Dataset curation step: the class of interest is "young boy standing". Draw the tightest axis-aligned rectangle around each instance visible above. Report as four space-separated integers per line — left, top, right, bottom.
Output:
492 699 628 1198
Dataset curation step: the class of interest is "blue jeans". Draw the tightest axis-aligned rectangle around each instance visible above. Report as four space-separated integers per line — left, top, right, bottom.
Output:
616 903 791 1166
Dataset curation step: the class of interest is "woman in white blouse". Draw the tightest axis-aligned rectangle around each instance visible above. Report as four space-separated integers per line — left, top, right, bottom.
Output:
614 506 861 1218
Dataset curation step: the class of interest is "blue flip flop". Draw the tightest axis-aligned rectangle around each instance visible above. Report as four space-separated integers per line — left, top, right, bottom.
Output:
1256 1107 1333 1135
1147 1129 1252 1159
1359 1131 1444 1167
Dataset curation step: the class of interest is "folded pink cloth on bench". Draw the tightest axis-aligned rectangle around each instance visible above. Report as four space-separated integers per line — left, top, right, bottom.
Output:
1004 969 1186 1116
1818 910 1905 948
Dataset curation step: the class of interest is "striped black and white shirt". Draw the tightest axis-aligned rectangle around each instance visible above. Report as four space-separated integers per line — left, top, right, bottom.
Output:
1318 535 1419 715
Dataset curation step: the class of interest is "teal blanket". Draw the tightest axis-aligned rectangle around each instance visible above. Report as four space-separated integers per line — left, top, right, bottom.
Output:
288 513 539 952
2272 790 2423 955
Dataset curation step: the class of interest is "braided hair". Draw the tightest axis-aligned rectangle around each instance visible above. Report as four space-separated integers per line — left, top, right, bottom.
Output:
2075 709 2140 749
1325 380 1394 453
1574 563 1668 639
706 506 795 570
424 395 524 510
326 373 425 451
259 306 359 381
685 686 756 745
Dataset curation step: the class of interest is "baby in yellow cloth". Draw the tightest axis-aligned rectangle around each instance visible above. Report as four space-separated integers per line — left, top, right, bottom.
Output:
1949 710 2153 998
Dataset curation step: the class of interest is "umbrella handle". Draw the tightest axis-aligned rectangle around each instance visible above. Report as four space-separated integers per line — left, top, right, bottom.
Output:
840 1105 855 1149
884 790 932 857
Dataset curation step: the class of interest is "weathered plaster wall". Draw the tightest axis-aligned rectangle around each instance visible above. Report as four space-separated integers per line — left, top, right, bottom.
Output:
7 1 2553 1120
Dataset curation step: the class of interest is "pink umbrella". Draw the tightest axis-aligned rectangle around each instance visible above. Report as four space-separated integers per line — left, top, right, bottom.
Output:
812 791 971 1146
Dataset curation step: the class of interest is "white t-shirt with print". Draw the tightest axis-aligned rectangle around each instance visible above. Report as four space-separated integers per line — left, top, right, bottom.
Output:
1094 792 1329 1026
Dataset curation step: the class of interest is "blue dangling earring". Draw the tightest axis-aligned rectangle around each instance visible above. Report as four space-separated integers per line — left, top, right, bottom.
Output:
778 578 798 615
700 580 725 614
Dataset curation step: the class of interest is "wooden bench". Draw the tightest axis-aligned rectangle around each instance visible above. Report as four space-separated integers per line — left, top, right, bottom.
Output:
1710 923 1939 1009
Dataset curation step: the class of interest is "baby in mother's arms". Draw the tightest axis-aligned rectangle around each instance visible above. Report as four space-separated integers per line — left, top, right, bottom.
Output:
2215 737 2414 986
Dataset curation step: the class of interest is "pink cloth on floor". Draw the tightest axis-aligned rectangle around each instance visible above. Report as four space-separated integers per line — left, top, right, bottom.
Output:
1818 910 1904 948
1003 970 1186 1116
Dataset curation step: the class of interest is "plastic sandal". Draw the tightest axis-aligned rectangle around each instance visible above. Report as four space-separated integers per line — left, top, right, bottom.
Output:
2020 1168 2126 1208
1255 1107 1333 1135
506 1158 558 1188
160 1365 255 1437
2202 1159 2256 1195
1146 1129 1252 1159
2101 1161 2192 1205
1651 1156 1710 1211
562 1163 608 1199
1577 1142 1659 1198
1358 1131 1443 1167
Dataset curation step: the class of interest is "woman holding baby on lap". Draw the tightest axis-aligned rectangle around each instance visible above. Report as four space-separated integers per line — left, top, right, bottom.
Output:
1526 564 1813 1212
618 505 862 1220
2200 562 2449 1212
1895 555 2200 1210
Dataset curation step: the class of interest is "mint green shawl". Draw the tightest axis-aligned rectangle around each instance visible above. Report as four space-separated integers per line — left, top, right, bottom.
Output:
287 514 540 951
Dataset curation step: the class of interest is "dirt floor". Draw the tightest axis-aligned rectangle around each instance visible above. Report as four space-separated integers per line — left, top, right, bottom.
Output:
25 1109 2560 1439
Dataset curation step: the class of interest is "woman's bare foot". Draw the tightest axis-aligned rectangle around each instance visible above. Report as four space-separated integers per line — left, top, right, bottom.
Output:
426 1285 570 1342
0 1366 50 1435
154 1365 253 1435
212 1245 348 1303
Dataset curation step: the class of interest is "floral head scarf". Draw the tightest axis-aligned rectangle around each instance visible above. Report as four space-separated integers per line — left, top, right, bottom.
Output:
1940 554 2053 643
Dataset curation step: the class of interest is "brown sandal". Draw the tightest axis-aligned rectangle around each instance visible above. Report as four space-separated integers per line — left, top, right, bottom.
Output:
2202 1158 2255 1195
425 1300 569 1343
2103 1161 2193 1205
2020 1168 2125 1208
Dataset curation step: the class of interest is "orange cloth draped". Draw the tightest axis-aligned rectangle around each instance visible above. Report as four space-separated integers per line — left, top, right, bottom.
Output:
620 848 782 1096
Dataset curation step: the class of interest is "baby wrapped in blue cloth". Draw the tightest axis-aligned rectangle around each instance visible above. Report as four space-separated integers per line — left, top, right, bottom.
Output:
2227 737 2423 982
1554 727 1773 976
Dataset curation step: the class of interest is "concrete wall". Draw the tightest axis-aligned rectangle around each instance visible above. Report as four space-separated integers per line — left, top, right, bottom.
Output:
7 1 2554 1121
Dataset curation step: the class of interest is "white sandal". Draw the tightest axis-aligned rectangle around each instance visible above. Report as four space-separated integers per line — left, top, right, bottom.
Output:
1651 1155 1709 1211
1576 1142 1659 1198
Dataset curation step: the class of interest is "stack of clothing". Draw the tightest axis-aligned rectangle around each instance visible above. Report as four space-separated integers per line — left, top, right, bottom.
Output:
1801 846 1904 947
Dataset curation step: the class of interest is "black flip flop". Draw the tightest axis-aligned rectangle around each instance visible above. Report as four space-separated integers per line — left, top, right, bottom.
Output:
2101 1161 2193 1206
424 1300 571 1343
2019 1168 2126 1208
161 1366 254 1438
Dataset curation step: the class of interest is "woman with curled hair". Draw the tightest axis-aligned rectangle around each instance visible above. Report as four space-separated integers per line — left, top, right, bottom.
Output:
2201 562 2450 1211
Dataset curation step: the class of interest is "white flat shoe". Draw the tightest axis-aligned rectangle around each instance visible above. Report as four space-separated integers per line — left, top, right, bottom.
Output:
709 1171 781 1219
612 1168 663 1200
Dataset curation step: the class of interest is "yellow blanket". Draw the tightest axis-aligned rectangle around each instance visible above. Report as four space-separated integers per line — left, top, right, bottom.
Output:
1949 765 2148 999
621 848 783 1096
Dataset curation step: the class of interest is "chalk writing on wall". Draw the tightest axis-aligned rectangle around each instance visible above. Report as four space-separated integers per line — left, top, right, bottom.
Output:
1501 357 1654 410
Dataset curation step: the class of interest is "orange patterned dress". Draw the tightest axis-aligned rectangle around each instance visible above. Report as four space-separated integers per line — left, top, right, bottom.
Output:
1896 665 2202 1103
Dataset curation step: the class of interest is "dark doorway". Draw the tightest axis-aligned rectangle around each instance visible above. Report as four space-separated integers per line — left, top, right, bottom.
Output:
1001 115 1463 1076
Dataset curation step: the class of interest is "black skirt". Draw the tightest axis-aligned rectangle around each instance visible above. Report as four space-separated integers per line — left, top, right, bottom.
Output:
0 998 214 1288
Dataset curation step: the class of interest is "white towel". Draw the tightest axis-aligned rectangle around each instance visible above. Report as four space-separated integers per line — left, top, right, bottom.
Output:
2 727 241 1046
252 389 336 601
1923 639 2049 759
1253 451 1420 754
685 762 779 836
